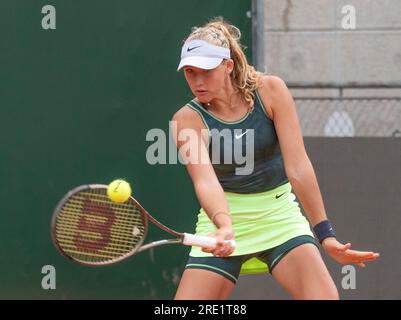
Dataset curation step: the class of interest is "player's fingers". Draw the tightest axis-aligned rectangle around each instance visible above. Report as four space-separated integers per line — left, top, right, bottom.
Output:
349 253 379 264
347 250 379 259
219 243 232 254
212 249 225 257
201 234 218 253
212 242 232 257
225 241 234 252
206 239 223 255
214 240 225 252
360 254 380 262
223 241 236 256
214 248 231 257
342 256 377 266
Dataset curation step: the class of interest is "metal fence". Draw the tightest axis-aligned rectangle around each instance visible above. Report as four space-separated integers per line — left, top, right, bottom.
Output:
288 84 401 137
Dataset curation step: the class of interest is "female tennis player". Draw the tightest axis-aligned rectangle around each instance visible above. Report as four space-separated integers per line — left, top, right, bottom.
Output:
172 17 379 300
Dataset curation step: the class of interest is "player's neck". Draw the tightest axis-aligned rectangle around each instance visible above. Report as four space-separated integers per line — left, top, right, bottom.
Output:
206 86 244 113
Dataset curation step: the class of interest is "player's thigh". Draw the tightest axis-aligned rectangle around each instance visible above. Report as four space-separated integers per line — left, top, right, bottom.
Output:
271 243 339 300
174 268 236 300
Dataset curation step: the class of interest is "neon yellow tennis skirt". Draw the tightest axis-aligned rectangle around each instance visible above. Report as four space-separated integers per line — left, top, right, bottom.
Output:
189 182 315 274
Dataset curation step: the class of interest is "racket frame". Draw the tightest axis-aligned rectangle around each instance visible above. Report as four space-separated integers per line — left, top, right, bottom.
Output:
51 184 235 267
51 184 188 266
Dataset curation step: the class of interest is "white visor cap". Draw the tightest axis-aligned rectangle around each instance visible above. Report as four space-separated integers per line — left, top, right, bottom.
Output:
177 40 231 71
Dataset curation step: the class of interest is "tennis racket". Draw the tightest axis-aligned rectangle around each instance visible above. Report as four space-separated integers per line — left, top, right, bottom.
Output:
51 184 235 266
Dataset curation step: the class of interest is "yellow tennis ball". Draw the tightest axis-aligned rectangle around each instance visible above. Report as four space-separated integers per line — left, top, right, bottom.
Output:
107 179 132 203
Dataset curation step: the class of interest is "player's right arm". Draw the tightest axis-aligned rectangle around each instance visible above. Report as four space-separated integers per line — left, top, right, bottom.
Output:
171 106 235 256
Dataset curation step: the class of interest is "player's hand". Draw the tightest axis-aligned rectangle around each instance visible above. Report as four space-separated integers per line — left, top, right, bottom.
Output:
322 237 380 267
202 226 235 257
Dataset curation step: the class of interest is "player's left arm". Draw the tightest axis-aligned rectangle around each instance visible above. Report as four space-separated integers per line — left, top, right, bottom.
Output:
260 75 379 267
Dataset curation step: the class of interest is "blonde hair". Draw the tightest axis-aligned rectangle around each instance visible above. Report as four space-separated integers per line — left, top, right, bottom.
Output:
184 17 263 111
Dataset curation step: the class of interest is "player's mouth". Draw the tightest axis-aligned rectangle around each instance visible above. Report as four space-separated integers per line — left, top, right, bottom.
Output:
196 90 208 95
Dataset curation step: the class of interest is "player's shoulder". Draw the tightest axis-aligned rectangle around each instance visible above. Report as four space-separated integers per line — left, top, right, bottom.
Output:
255 75 289 120
172 104 196 121
172 103 205 129
258 74 288 95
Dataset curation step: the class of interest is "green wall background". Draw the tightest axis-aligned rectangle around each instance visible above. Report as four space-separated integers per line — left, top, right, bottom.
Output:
0 0 252 299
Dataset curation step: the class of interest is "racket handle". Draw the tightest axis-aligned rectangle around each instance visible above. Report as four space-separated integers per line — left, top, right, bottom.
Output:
183 233 236 249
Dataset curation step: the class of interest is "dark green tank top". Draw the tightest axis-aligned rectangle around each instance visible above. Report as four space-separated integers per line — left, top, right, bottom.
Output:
186 90 288 194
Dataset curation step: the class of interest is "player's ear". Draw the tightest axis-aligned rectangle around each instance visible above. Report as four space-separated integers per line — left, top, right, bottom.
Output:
224 59 234 74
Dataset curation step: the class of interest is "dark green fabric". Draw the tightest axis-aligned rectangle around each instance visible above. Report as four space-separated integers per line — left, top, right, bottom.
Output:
185 235 319 283
187 90 289 193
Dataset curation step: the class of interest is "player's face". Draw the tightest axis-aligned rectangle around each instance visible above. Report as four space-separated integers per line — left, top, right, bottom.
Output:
183 60 232 103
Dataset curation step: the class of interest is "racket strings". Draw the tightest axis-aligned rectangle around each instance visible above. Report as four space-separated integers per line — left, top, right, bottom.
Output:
54 188 146 264
57 210 140 233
